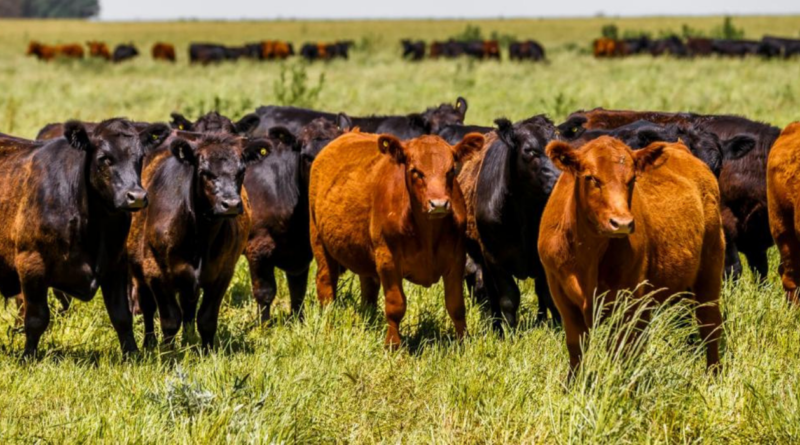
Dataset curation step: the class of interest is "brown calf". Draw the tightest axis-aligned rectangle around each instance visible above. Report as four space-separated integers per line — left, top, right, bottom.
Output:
767 122 800 302
152 42 176 62
309 132 484 347
539 137 724 378
87 41 111 60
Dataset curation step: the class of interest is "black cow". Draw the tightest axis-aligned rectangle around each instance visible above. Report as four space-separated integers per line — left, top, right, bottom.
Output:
252 97 468 139
509 40 546 61
0 119 170 357
762 36 800 58
112 44 139 63
129 132 272 349
437 124 493 145
401 40 426 61
623 36 651 55
459 116 562 328
189 43 228 64
649 36 687 57
711 40 763 57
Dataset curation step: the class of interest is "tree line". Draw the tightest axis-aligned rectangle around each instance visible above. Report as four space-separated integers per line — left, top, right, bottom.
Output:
0 0 99 18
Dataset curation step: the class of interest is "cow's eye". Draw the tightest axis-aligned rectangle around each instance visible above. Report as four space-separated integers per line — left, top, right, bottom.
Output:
411 169 424 180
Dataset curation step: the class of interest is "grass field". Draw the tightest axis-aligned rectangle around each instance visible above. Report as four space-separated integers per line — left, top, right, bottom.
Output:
1 16 800 443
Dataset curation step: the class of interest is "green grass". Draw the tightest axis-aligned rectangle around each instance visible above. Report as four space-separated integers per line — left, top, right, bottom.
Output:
1 17 800 443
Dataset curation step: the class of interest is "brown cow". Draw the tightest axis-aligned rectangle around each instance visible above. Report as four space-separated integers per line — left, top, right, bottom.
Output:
152 42 176 62
593 38 626 58
309 132 484 347
27 41 84 61
767 122 800 302
87 41 111 60
539 137 724 378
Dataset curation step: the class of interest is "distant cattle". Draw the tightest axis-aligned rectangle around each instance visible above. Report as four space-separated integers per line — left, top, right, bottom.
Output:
0 119 170 357
252 40 294 60
558 108 780 280
87 41 111 60
649 36 687 57
112 44 139 63
762 36 800 58
593 38 626 57
152 42 176 62
128 132 272 349
686 38 714 57
27 41 84 61
252 96 468 139
539 137 724 378
767 123 800 302
401 40 426 61
509 40 546 61
429 40 500 59
309 132 484 347
300 41 352 61
711 39 763 57
189 43 228 64
622 36 651 55
458 116 562 328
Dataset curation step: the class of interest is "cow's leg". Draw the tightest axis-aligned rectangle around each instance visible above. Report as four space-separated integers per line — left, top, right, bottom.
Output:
311 220 340 305
149 278 181 346
743 248 769 283
20 279 49 358
534 274 561 326
377 256 405 348
486 263 521 330
694 231 725 374
286 268 309 317
773 211 800 303
248 255 278 323
443 263 467 341
358 275 380 310
136 281 159 349
197 280 229 351
723 235 743 280
100 259 138 355
179 284 199 345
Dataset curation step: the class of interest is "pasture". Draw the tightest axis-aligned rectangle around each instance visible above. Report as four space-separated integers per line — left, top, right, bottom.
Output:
1 16 800 443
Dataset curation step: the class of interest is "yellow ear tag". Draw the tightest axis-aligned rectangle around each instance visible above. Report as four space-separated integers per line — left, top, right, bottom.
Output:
260 148 268 156
383 140 389 148
572 127 578 133
178 124 184 130
151 134 158 140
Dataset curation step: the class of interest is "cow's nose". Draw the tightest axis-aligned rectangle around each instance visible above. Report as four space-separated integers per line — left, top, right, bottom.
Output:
428 199 450 216
220 198 243 215
126 190 148 209
609 217 635 235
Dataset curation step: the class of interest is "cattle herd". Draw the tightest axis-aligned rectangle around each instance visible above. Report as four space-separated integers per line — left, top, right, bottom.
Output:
4 94 800 380
594 35 800 58
402 39 546 61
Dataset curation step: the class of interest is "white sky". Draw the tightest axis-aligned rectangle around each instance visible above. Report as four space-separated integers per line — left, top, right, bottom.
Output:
98 0 800 21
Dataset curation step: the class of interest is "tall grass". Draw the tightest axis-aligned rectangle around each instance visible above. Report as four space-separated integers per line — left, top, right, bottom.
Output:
1 17 800 443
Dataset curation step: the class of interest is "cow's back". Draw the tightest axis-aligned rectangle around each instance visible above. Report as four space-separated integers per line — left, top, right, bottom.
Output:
309 132 387 275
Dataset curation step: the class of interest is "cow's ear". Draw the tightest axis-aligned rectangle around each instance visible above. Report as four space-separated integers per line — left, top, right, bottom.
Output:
234 113 260 135
456 96 468 116
243 138 274 164
722 135 756 161
453 133 484 163
170 139 196 165
336 112 353 131
64 121 92 151
408 113 430 133
546 141 582 173
268 126 298 150
634 142 669 173
377 135 406 164
170 112 193 131
494 118 515 148
139 123 171 153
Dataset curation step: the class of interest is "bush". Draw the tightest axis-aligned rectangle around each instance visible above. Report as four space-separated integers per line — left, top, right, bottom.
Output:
273 63 326 109
601 24 619 40
712 16 745 40
451 24 484 42
489 30 518 47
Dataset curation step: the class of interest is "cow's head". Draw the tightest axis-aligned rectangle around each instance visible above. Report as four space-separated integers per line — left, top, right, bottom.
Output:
377 133 483 219
421 97 468 134
299 117 347 185
170 111 260 135
63 118 170 212
168 134 272 218
495 116 561 196
674 126 725 177
27 41 42 56
556 115 588 140
547 136 667 237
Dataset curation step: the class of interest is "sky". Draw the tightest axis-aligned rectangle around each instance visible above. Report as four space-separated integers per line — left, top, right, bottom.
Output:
98 0 800 21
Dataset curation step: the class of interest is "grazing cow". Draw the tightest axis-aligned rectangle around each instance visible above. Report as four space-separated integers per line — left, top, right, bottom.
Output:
711 39 762 57
401 40 426 61
558 108 778 280
593 38 626 58
0 120 170 356
649 36 687 57
152 42 176 62
539 137 724 378
458 116 562 328
509 40 546 61
686 38 714 57
87 41 111 60
128 132 271 349
437 124 493 145
767 122 800 302
189 43 228 64
169 111 260 135
309 132 484 346
252 97 468 139
112 44 139 63
762 36 800 58
571 120 729 177
27 41 84 61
